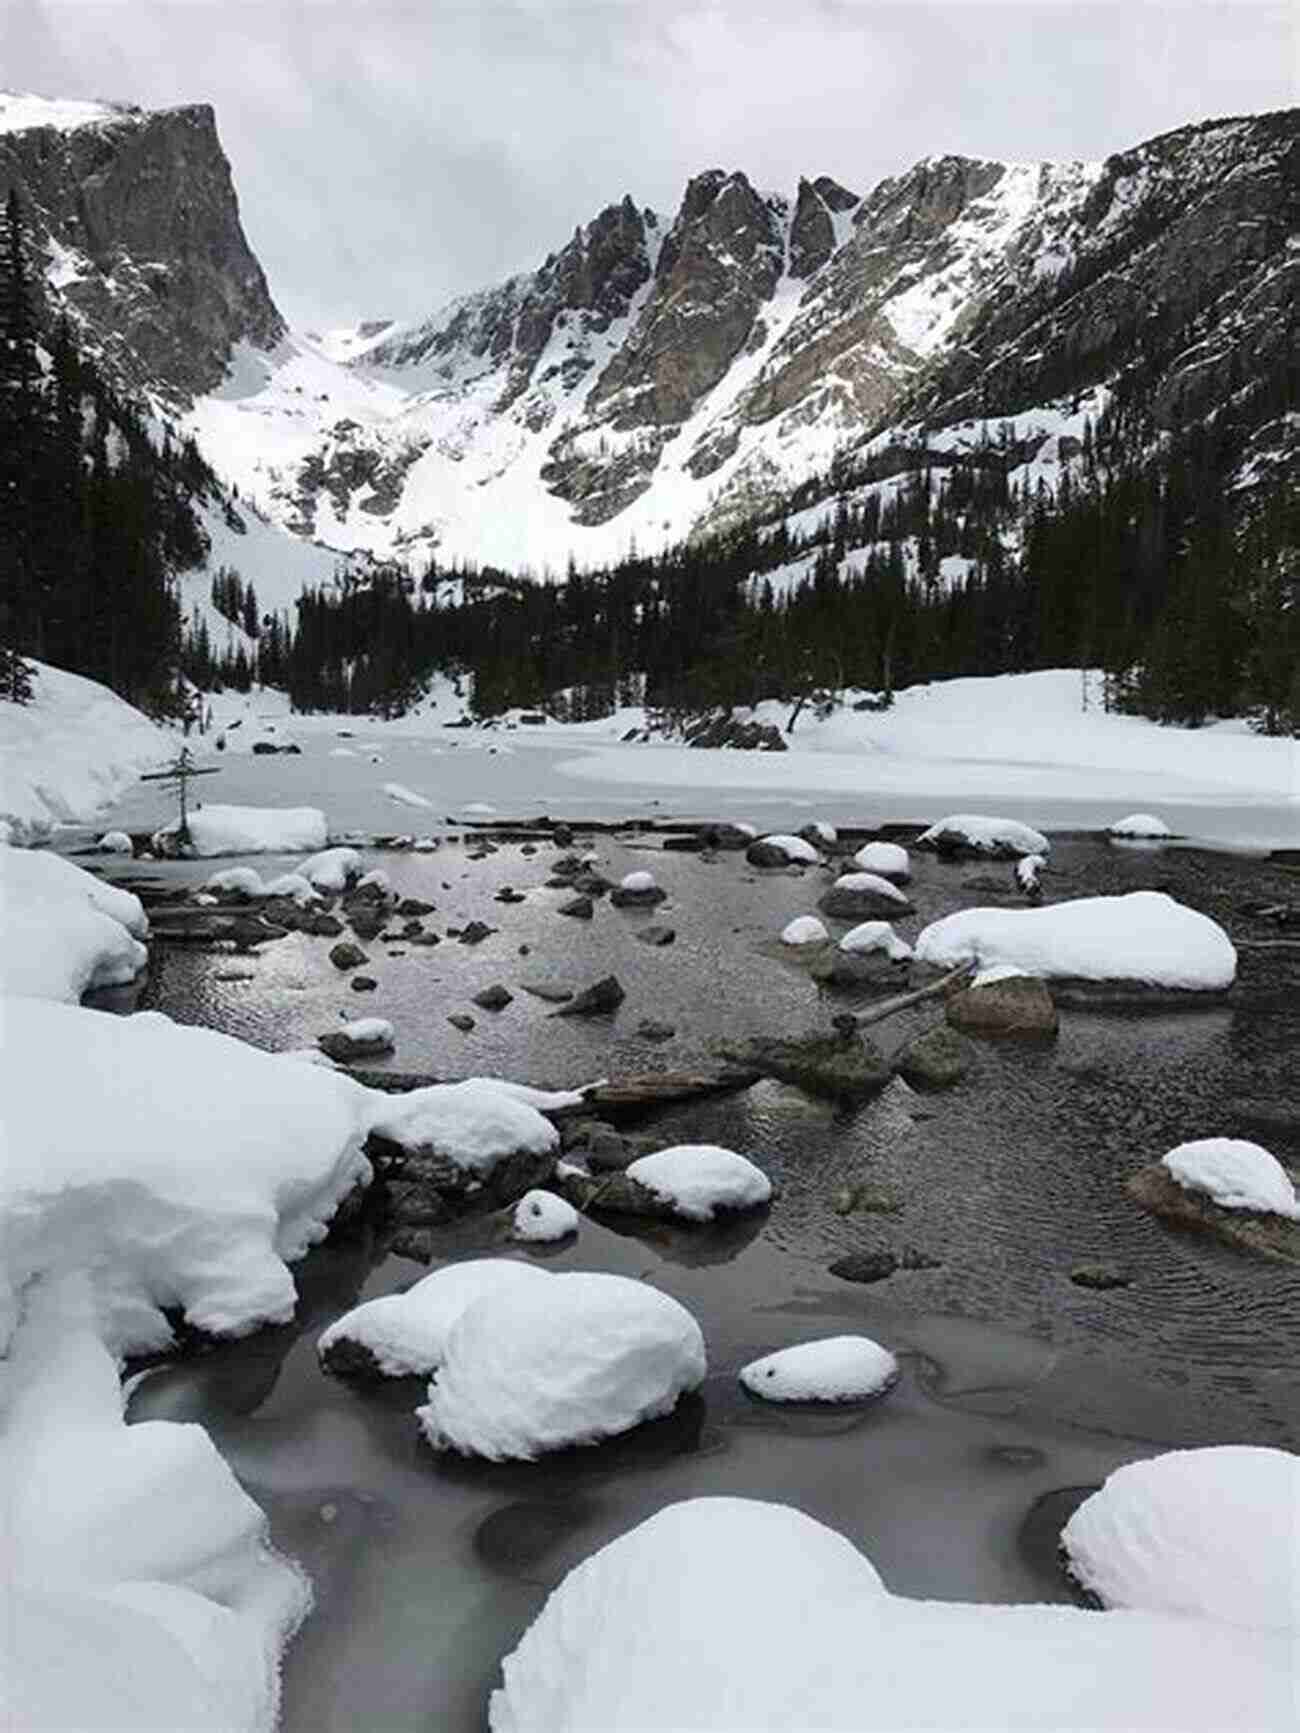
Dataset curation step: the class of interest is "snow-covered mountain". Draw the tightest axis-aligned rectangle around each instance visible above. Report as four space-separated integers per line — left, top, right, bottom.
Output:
3 91 1295 574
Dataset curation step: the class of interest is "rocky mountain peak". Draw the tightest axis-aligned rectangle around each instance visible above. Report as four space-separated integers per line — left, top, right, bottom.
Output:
0 97 284 400
789 174 859 279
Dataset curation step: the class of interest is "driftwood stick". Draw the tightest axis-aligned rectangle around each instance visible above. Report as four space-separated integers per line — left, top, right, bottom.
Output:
850 964 974 1028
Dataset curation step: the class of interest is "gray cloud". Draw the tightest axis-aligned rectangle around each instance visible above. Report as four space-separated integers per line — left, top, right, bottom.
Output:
3 1 1294 328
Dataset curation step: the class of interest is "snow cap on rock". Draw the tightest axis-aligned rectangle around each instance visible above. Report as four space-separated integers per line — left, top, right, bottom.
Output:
624 1145 772 1221
740 1335 898 1402
781 914 830 946
1161 1138 1299 1219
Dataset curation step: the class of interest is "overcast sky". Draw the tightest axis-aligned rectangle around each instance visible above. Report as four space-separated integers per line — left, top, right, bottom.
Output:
3 1 1295 330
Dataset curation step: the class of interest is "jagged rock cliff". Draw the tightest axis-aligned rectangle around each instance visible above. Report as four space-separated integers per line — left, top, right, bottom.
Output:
0 93 284 399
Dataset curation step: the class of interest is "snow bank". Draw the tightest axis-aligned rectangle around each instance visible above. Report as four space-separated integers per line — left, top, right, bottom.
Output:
416 1272 706 1460
1062 1447 1300 1631
490 1497 1295 1731
916 892 1236 989
0 659 169 835
301 845 363 890
368 1079 559 1178
852 841 910 880
2 1275 310 1733
513 1190 580 1242
623 1145 772 1222
318 1258 550 1377
1 998 373 1354
1110 812 1172 838
838 921 912 960
157 803 327 857
0 846 148 1002
917 813 1050 856
740 1336 898 1402
1162 1138 1299 1219
781 914 830 946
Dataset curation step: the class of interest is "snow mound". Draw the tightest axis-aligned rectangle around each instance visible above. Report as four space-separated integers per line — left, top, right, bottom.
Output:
1 997 373 1354
0 659 169 835
416 1272 706 1460
367 1078 559 1177
757 833 820 863
831 870 910 905
1062 1446 1300 1631
262 871 321 904
490 1497 1295 1731
781 914 830 946
97 830 134 854
318 1258 550 1377
619 869 656 892
204 866 266 898
3 1274 310 1733
301 846 363 891
1162 1138 1299 1219
157 804 327 857
917 813 1050 856
916 892 1236 990
740 1336 898 1402
0 846 148 1002
513 1190 581 1242
804 821 837 844
838 921 912 960
852 841 910 880
1110 812 1172 838
356 867 393 896
623 1145 772 1222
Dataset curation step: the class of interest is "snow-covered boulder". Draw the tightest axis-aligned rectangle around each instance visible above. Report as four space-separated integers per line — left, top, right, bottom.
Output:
1062 1446 1300 1631
2 1275 310 1733
155 803 327 857
354 867 395 899
513 1190 581 1242
916 814 1050 858
1162 1138 1299 1219
301 846 363 891
623 1145 772 1222
202 865 266 899
489 1497 1296 1731
781 914 830 946
262 871 322 905
318 1257 550 1377
800 820 838 847
1 998 373 1354
745 833 820 867
740 1336 898 1402
851 841 910 881
610 868 666 907
317 1017 395 1061
0 846 148 1002
97 829 134 854
416 1272 706 1459
916 892 1236 991
818 871 912 919
838 921 912 961
365 1078 561 1217
1109 813 1173 838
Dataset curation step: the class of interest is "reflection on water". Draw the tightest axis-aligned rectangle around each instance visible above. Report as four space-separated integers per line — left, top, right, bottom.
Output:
117 829 1300 1732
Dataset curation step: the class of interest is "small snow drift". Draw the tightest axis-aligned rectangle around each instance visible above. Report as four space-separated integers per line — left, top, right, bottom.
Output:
740 1336 898 1403
623 1145 772 1222
301 845 363 891
489 1496 1295 1731
1062 1446 1300 1632
838 921 912 961
916 814 1050 857
1109 812 1172 838
851 841 910 881
319 1258 550 1378
1 998 373 1355
781 914 830 946
156 803 327 857
1 846 148 1002
416 1271 706 1460
1161 1138 1299 1219
513 1190 580 1242
384 782 434 809
916 891 1236 990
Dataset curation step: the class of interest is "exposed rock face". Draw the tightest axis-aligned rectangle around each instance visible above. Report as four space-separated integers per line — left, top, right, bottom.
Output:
0 101 284 399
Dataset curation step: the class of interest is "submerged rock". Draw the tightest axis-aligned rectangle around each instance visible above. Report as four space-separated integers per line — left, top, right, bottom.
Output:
719 1031 891 1102
947 972 1059 1038
894 1023 974 1089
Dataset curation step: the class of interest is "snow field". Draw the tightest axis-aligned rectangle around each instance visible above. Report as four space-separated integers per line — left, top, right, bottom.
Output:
416 1272 706 1460
623 1145 773 1222
1162 1138 1299 1219
916 891 1237 990
489 1496 1297 1731
319 1258 551 1377
740 1336 899 1402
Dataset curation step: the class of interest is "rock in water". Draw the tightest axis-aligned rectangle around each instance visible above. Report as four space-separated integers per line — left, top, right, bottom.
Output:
946 971 1059 1037
894 1023 974 1089
555 975 625 1017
